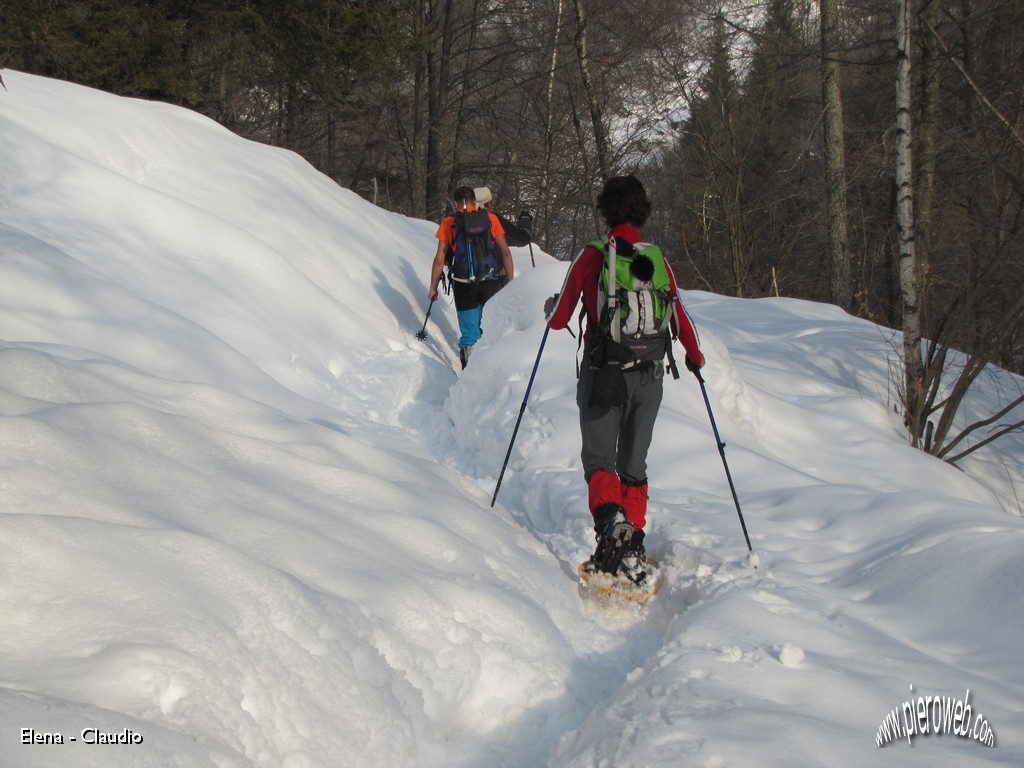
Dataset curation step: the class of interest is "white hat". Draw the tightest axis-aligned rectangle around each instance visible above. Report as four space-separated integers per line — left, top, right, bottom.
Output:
474 186 493 206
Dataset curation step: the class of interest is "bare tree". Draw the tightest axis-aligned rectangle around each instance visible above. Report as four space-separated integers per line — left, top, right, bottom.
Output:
889 0 1024 462
820 0 852 311
895 0 925 442
915 0 940 288
571 0 610 182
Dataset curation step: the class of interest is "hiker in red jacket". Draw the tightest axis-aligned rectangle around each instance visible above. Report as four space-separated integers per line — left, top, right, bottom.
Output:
544 175 704 585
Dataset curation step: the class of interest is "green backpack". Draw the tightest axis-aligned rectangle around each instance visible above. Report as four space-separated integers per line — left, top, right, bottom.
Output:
590 238 676 364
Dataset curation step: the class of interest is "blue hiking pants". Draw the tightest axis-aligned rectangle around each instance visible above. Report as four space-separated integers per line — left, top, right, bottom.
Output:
452 277 506 349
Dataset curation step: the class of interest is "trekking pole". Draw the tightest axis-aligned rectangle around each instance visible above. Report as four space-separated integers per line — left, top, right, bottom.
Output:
527 241 536 268
414 298 435 341
691 366 754 556
491 326 550 507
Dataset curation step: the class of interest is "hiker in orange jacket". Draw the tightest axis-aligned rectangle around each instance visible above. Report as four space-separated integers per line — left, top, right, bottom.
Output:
429 186 514 368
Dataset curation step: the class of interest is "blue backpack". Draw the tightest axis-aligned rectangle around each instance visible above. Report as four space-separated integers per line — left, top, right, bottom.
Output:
448 209 501 282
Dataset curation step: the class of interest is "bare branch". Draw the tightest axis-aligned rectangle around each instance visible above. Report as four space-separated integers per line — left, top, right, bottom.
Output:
943 417 1024 465
922 19 1024 151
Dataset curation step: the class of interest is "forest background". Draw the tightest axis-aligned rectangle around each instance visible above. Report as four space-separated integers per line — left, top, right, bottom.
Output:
3 0 1023 453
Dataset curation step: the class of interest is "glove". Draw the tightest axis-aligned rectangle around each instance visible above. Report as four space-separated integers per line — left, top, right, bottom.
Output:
517 210 534 242
544 293 559 316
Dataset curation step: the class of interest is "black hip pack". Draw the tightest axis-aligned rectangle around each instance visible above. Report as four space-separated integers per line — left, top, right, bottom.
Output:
588 336 650 408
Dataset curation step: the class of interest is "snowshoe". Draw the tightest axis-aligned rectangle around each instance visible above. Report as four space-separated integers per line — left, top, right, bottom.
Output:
580 508 662 604
578 555 662 605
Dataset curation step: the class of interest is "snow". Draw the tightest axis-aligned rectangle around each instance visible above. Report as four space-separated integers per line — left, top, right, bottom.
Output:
1 70 1022 767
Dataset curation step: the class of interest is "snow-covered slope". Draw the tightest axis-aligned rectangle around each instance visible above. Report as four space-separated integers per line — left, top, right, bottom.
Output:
1 70 1022 767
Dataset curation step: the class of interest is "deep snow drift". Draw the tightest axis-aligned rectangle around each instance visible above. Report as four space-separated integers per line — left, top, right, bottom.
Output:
1 70 1022 768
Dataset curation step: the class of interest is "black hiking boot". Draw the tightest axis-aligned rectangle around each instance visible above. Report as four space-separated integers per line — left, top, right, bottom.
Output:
618 529 652 588
591 503 634 575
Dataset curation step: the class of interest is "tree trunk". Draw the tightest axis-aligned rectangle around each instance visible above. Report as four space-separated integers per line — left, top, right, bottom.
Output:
572 0 610 182
896 0 924 444
425 0 456 217
540 0 567 240
916 0 940 302
820 0 853 311
406 0 430 217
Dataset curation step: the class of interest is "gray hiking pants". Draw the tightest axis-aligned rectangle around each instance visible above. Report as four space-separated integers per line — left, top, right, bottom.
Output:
577 351 665 485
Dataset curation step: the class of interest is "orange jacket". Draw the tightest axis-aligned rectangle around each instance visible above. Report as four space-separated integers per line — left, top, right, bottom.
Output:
435 208 507 250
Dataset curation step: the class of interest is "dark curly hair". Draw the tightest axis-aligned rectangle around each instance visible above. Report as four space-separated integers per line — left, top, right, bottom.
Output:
452 185 476 207
596 175 651 228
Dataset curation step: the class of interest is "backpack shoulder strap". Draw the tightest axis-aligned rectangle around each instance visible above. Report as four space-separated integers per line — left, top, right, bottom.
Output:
585 239 618 339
